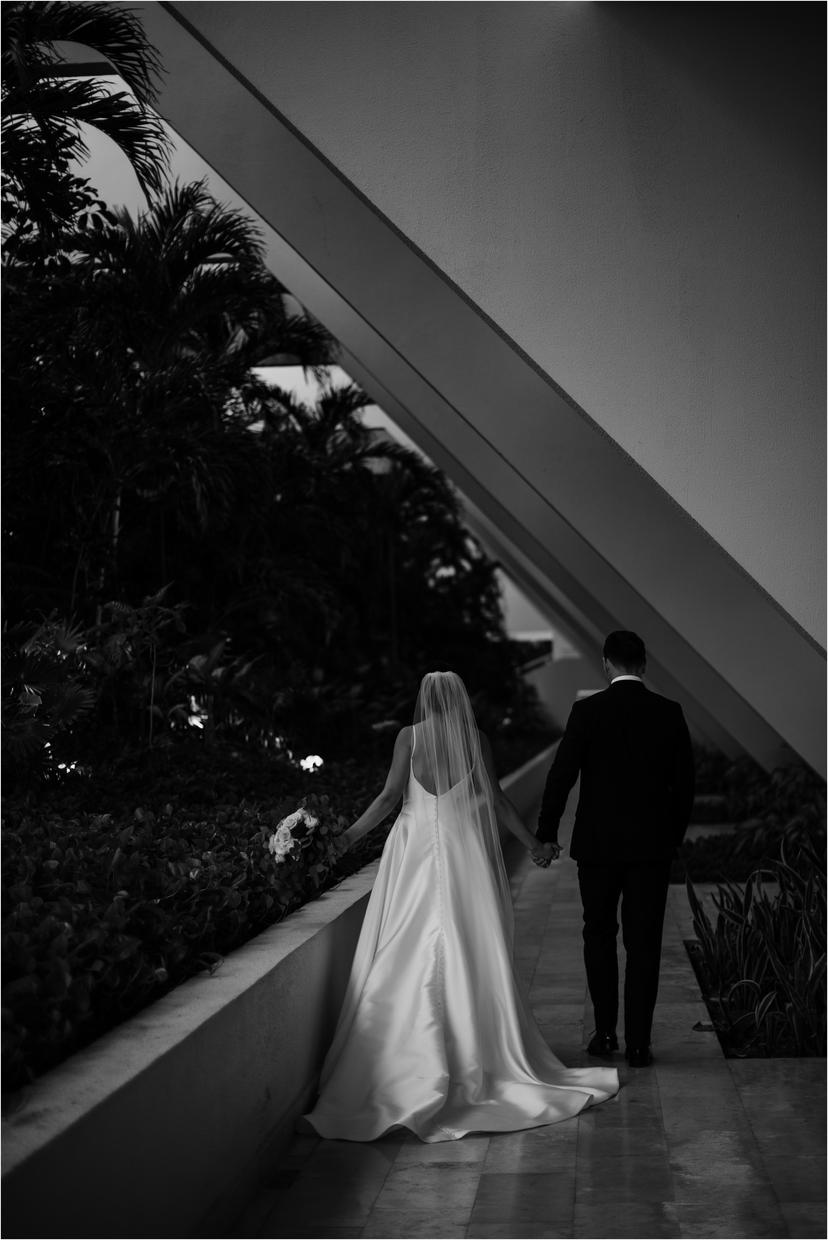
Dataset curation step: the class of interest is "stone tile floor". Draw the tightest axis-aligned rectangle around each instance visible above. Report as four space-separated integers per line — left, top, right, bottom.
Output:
233 808 826 1239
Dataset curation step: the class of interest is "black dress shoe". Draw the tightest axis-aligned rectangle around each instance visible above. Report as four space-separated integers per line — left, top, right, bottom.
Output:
625 1046 653 1067
586 1031 619 1058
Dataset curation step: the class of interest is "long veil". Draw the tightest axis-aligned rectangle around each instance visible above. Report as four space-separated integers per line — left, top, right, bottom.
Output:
412 671 515 949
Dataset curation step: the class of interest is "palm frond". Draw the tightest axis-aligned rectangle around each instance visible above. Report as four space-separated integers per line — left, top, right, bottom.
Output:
48 680 97 728
3 76 169 195
146 181 266 269
167 266 280 339
1 2 164 105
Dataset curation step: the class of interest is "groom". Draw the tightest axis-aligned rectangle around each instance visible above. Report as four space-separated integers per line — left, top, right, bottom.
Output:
533 631 694 1067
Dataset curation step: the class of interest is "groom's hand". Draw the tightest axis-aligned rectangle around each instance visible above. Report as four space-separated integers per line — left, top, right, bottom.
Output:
531 841 561 868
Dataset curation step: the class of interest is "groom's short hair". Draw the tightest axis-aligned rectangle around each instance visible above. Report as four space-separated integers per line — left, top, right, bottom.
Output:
603 630 646 671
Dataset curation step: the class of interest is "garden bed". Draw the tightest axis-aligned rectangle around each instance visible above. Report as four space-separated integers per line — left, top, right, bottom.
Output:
671 828 782 884
2 745 374 1091
675 750 825 1059
683 855 826 1059
2 730 553 1092
684 938 771 1059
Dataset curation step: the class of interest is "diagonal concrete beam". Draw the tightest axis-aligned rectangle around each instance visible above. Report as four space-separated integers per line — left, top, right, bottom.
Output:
461 502 742 758
102 3 822 774
337 343 787 764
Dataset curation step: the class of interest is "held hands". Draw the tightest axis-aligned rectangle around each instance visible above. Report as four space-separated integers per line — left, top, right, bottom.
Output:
530 841 561 868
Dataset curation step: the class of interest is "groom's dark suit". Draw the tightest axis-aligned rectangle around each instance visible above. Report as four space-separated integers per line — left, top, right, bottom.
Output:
536 678 695 1050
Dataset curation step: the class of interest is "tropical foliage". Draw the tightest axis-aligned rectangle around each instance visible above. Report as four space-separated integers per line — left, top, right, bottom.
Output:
679 746 825 1057
2 0 169 251
673 749 826 883
4 152 545 777
1 762 384 1088
686 846 826 1057
2 0 557 1090
3 0 549 786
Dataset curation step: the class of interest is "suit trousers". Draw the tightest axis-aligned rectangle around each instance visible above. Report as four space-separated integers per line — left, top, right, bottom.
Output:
577 857 673 1048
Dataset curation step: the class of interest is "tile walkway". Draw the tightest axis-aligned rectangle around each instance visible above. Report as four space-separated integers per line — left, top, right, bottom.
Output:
231 802 826 1239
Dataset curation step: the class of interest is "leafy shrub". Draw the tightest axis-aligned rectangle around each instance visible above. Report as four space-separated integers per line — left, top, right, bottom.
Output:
685 844 826 1057
1 746 386 1092
673 752 825 884
2 795 344 1088
672 831 779 884
2 730 553 1091
730 764 826 856
2 617 98 782
703 749 825 828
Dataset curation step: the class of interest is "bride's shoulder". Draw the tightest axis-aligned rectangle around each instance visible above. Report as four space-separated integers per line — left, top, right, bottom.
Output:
389 726 413 769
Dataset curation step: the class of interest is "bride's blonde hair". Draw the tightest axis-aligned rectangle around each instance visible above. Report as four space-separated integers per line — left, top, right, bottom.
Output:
412 669 513 944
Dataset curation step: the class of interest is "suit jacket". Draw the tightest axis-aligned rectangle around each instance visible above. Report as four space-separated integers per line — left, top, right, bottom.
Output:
536 680 695 864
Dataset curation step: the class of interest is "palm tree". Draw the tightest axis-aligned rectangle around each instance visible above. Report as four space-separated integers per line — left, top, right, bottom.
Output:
68 181 331 593
243 380 509 705
71 180 329 390
1 0 170 245
3 179 333 627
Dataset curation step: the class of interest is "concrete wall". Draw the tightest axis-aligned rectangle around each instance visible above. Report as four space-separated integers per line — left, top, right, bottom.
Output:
1 752 554 1239
153 0 825 647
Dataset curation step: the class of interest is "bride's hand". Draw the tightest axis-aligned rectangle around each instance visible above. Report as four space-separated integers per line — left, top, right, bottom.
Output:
334 830 352 857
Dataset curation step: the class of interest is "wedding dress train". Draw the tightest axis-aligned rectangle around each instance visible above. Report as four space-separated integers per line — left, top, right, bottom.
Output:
303 735 619 1143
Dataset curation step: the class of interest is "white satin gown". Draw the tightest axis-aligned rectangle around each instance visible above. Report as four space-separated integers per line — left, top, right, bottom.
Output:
303 753 619 1142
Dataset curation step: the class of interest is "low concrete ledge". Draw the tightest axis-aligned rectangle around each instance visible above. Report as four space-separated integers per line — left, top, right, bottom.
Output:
1 746 556 1239
2 862 380 1239
501 742 557 825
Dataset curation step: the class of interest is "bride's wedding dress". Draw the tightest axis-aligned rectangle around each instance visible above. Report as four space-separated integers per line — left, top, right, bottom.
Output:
303 676 618 1143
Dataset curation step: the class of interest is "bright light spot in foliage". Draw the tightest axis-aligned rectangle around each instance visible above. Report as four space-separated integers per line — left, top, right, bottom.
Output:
300 754 324 772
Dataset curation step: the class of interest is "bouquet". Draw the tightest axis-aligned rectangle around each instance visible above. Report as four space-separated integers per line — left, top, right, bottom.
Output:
267 806 319 863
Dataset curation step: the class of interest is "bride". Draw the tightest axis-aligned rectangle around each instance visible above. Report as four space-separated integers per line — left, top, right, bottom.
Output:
303 671 619 1143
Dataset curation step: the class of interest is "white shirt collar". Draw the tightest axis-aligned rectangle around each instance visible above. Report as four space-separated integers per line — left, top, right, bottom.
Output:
610 675 643 684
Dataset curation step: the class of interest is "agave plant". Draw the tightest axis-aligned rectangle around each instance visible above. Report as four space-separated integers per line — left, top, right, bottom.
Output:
686 841 826 1056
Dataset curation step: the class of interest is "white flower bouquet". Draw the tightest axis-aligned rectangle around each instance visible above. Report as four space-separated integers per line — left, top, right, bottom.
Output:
267 807 319 863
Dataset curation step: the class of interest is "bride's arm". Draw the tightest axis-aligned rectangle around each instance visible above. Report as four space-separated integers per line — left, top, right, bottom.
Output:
479 732 545 853
340 727 412 850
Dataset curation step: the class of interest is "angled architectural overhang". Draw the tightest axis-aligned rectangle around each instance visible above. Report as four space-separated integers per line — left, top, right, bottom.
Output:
90 3 823 774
